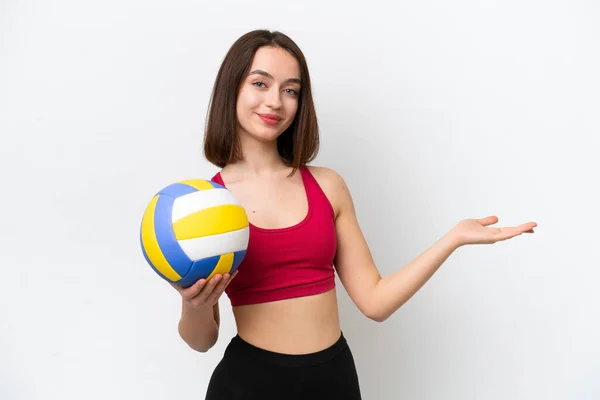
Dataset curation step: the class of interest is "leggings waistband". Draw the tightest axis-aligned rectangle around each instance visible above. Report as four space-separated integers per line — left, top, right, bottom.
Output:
224 331 348 368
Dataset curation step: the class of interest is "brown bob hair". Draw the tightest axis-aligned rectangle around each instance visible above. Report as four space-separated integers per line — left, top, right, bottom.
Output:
203 30 319 173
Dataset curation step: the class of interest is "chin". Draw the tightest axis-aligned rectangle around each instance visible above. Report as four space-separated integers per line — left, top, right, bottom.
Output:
245 122 288 142
252 129 283 142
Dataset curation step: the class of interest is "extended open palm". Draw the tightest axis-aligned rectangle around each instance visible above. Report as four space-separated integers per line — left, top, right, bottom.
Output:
452 216 537 246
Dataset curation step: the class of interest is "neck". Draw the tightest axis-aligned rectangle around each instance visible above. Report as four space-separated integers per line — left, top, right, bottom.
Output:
228 131 289 177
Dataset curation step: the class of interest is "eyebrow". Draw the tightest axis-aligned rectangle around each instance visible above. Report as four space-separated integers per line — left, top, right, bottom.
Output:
249 69 301 85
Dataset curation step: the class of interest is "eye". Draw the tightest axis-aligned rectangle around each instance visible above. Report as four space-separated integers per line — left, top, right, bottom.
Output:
252 81 267 88
285 88 299 96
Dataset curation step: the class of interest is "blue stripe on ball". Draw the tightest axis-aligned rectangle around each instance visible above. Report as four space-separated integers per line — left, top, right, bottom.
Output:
231 250 247 273
158 183 198 199
154 194 193 278
209 181 226 189
179 255 223 287
139 226 171 281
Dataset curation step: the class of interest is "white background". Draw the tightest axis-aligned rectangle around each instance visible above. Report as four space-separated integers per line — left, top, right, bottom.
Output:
1 0 599 399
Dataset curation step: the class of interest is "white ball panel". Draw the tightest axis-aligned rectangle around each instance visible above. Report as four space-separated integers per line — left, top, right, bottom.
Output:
171 188 242 223
177 227 250 260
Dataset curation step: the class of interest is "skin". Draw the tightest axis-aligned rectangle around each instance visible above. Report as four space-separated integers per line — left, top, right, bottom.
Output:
172 46 538 355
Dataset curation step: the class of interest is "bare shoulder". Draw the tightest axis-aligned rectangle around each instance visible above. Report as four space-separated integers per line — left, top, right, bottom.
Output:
306 165 351 217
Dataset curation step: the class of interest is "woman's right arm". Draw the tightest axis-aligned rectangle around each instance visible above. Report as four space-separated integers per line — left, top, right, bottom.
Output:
172 271 238 353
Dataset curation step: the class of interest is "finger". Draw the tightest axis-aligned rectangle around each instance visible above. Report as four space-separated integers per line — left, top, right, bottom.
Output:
199 274 229 306
514 223 536 235
224 270 239 290
187 275 223 307
208 274 231 303
478 216 499 227
493 227 523 241
214 273 230 292
182 279 207 300
198 274 223 299
207 270 240 304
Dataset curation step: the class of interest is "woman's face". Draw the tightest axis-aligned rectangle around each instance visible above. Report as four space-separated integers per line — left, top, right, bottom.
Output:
236 46 302 143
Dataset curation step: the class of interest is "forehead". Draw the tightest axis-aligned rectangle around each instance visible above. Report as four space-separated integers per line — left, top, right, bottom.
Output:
249 46 301 81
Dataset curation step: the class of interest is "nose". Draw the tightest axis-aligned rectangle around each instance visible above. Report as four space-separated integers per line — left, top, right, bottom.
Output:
265 87 282 109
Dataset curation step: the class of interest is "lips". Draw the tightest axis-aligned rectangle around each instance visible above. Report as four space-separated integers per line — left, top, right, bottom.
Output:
257 113 282 126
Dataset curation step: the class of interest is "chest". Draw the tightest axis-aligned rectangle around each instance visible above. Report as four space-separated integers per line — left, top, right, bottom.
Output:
226 175 309 230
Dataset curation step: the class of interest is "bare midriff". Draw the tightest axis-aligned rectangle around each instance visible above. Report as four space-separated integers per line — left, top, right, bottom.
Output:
231 288 342 354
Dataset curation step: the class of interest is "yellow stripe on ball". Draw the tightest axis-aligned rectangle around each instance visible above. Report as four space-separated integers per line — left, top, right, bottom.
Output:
206 252 234 280
172 204 248 240
141 195 183 281
178 179 216 191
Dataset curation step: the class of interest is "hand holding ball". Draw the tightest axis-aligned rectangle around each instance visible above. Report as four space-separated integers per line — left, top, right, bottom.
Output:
140 179 249 287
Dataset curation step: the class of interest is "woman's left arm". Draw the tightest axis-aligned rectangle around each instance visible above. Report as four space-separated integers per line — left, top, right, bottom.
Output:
327 169 536 323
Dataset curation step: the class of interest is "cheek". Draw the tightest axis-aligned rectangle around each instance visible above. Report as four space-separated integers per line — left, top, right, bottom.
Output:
238 89 261 111
285 99 299 118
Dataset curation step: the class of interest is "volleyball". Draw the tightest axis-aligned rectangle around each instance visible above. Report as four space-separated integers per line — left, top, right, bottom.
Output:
140 179 249 287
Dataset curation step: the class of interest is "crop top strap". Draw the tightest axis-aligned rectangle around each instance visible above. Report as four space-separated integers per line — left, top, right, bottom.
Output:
211 171 224 186
211 167 333 219
301 166 335 219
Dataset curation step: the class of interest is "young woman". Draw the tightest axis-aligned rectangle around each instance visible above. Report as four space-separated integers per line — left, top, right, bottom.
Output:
171 30 537 400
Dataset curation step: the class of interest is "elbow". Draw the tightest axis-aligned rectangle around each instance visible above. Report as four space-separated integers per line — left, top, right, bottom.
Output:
182 335 217 353
367 311 388 323
178 324 218 353
189 343 214 353
363 305 389 323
